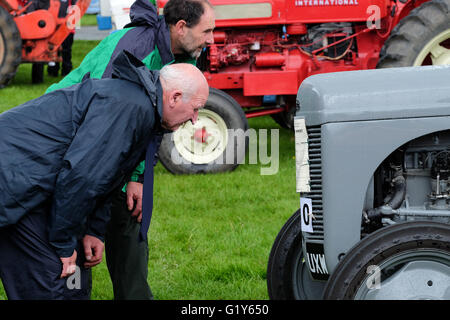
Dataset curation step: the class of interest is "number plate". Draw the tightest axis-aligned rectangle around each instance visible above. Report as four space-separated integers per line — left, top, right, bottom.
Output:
300 197 314 233
305 242 329 281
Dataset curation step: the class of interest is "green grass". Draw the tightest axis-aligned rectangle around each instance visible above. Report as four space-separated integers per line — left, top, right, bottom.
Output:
0 41 298 300
81 14 98 27
148 120 297 299
0 40 99 111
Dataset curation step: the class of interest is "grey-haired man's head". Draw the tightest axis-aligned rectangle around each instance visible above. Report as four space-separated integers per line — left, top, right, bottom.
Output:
159 63 209 131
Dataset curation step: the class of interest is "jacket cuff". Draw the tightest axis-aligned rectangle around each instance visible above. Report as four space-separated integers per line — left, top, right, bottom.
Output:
85 231 105 243
136 173 145 184
86 207 111 241
51 239 77 258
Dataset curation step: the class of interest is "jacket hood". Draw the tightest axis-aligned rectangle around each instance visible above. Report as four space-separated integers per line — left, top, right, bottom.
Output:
111 50 163 121
123 0 174 66
125 0 158 28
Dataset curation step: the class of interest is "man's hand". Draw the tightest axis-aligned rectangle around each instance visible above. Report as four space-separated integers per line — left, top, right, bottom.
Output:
126 181 143 222
83 235 104 268
60 250 77 278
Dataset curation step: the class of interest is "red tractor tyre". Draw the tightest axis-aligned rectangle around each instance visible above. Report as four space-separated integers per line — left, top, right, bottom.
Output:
377 0 450 68
0 6 21 88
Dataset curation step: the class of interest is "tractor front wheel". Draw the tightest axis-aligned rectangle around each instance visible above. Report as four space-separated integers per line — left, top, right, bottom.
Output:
271 106 296 131
377 0 450 68
0 6 21 88
323 221 450 300
267 210 326 300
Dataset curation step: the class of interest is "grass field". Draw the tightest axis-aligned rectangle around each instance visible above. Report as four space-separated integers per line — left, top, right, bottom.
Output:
0 40 298 300
81 14 99 27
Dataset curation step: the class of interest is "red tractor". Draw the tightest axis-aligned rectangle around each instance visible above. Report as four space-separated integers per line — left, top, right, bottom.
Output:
0 0 90 87
156 0 450 174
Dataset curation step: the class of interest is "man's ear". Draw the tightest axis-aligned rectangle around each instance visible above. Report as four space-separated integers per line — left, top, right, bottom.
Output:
174 20 187 36
170 90 183 107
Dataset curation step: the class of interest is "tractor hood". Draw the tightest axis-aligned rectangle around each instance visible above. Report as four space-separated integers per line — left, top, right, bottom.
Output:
297 65 450 127
157 0 389 27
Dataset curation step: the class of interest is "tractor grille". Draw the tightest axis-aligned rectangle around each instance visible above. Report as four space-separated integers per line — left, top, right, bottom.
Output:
303 126 324 242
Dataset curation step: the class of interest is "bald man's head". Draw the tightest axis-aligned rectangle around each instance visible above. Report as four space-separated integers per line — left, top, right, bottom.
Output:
159 63 209 131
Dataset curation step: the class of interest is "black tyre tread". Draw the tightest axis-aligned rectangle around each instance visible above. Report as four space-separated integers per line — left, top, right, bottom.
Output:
210 88 249 127
323 221 450 300
377 0 450 68
270 113 288 130
158 88 249 174
270 107 295 131
267 210 302 299
0 6 21 88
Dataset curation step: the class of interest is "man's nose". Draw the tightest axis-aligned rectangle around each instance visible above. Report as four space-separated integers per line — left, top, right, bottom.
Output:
205 31 214 45
192 112 199 124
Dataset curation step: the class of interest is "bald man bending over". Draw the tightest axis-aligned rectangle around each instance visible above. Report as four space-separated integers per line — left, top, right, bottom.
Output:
0 51 208 300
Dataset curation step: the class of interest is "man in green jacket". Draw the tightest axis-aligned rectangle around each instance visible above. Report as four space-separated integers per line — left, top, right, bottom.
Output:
47 0 215 299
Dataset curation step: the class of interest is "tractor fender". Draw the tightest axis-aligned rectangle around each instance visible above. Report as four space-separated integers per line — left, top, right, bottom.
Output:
391 0 430 27
14 9 56 39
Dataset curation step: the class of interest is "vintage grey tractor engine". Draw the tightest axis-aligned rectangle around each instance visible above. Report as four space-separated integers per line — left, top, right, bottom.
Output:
267 65 450 300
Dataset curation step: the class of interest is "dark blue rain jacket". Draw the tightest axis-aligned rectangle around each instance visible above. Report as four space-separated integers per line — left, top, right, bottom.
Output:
0 51 163 257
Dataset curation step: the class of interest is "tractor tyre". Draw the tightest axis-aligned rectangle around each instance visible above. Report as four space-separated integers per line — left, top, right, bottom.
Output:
0 6 21 88
267 210 326 300
270 107 296 131
158 88 249 174
377 0 450 68
323 221 450 300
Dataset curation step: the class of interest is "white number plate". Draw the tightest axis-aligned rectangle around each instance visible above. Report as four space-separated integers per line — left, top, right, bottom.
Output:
300 197 314 233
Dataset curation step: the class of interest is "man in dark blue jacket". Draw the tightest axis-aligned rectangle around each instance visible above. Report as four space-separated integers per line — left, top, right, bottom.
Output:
0 51 209 299
47 0 215 300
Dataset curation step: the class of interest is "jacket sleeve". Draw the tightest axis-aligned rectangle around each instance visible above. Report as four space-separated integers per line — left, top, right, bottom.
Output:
85 194 113 242
121 130 163 191
48 96 151 257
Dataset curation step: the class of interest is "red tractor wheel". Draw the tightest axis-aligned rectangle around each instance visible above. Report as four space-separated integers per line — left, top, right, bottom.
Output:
0 6 21 88
158 88 249 174
377 0 450 68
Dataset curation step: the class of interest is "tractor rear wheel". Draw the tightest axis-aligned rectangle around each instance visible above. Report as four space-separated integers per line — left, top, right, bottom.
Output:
0 6 21 88
377 0 450 68
158 88 249 174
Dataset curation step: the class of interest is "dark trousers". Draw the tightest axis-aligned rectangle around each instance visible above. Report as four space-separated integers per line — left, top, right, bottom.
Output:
47 33 74 77
61 33 74 76
105 191 153 300
0 208 91 300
